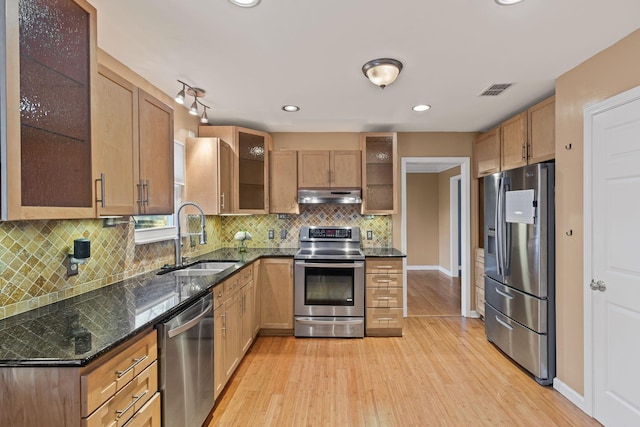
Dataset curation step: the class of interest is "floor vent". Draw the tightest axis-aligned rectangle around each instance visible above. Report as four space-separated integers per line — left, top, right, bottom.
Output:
480 83 513 96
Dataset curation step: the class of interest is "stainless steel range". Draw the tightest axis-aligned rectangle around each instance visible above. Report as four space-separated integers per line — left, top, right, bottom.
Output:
294 226 365 338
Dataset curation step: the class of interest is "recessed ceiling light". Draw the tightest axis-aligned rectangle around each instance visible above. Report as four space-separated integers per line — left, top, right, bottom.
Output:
495 0 524 5
282 105 300 112
412 104 431 112
229 0 261 7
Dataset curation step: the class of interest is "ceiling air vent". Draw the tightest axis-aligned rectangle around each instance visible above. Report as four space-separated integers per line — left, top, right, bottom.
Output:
479 83 513 96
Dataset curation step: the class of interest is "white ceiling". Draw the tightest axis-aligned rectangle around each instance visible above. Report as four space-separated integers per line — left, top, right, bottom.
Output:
87 0 640 133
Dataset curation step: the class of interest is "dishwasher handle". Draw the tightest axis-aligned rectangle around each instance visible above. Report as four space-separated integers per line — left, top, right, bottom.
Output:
167 302 212 338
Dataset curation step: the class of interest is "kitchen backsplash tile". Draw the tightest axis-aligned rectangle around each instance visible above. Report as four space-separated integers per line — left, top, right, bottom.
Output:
0 205 390 320
221 205 391 249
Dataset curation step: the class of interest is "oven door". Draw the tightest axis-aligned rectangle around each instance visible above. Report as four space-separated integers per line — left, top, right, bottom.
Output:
294 260 365 317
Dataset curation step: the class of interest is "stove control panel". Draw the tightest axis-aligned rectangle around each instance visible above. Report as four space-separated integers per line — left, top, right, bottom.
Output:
307 228 351 239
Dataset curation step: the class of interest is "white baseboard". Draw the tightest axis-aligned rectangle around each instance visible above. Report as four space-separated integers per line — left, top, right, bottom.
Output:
553 378 591 416
468 310 481 319
406 265 453 277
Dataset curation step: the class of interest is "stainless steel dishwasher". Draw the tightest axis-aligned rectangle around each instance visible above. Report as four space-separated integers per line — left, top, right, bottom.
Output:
157 292 214 427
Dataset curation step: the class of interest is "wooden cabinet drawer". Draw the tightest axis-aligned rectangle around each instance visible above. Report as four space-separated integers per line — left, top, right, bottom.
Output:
476 287 485 318
122 392 161 427
366 273 402 288
366 258 403 274
366 308 403 337
224 276 240 296
84 362 157 427
213 284 225 309
82 331 157 416
239 266 253 286
366 287 403 308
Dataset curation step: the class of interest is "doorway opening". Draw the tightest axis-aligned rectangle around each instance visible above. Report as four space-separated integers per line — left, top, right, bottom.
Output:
400 157 473 318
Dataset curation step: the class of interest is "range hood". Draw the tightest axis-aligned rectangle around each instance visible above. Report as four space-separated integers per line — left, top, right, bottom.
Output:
298 189 362 204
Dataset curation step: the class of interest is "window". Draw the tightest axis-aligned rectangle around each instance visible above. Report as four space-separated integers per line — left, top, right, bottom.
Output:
134 140 184 244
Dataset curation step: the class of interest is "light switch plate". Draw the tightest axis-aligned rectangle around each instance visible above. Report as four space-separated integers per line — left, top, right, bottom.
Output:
367 230 373 240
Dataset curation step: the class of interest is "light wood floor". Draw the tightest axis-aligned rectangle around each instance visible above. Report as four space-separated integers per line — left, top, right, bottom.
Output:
207 272 599 426
407 270 461 317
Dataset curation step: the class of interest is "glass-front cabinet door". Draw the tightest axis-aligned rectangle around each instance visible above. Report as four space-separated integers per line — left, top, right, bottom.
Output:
237 129 269 213
360 132 397 214
2 0 97 220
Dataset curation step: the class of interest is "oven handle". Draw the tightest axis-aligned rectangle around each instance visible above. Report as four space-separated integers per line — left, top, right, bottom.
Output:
295 261 364 269
296 318 363 325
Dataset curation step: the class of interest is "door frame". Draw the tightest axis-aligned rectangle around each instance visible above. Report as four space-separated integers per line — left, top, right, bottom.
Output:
583 84 640 417
450 174 462 277
401 157 473 318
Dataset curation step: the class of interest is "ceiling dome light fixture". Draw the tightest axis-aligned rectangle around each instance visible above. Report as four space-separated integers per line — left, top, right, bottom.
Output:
175 79 211 119
282 105 300 112
362 58 403 89
229 0 261 7
495 0 524 5
412 104 431 112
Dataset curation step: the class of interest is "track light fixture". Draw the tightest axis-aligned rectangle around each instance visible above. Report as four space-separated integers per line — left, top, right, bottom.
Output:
175 79 211 123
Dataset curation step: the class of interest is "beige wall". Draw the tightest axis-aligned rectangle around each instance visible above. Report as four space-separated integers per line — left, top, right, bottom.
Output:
555 28 640 395
438 166 461 270
406 174 439 265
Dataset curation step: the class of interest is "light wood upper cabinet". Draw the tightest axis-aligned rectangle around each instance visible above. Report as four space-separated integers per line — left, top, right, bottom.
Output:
260 258 294 332
269 151 299 214
137 89 174 214
473 127 500 178
94 65 138 216
93 70 173 216
527 96 555 164
297 150 361 188
185 137 234 215
2 0 97 220
500 111 528 171
361 132 397 214
198 126 272 214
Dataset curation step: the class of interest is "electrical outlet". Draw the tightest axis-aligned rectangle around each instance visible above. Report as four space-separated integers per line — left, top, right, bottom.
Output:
281 229 287 239
367 230 373 240
268 229 274 239
67 259 79 277
190 235 196 247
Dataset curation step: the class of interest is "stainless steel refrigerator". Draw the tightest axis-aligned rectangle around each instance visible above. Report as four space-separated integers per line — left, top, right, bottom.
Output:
484 163 555 385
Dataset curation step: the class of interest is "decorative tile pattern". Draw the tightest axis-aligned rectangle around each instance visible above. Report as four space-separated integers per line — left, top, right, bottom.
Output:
0 206 390 320
221 205 391 249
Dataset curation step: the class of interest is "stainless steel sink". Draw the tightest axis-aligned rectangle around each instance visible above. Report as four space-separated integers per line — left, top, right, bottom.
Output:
187 262 237 271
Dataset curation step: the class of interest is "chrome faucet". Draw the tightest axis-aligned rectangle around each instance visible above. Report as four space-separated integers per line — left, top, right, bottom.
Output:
175 202 207 267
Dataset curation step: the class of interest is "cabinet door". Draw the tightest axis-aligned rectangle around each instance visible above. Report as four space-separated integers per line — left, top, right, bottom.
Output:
240 281 254 354
360 133 397 214
331 150 361 187
219 140 234 214
236 129 269 213
473 127 500 178
213 306 225 399
500 112 528 171
223 291 241 380
528 96 555 164
94 66 138 216
4 0 97 220
185 137 221 215
252 261 261 338
137 89 174 214
259 258 294 331
297 151 330 188
269 151 299 213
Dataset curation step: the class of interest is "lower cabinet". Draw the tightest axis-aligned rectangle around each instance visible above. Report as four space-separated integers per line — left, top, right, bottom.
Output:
365 258 404 337
0 329 160 427
259 258 294 334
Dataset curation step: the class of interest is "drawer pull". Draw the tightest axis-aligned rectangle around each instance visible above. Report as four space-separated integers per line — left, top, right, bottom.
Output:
495 316 514 331
495 288 514 300
115 390 148 419
116 355 148 378
376 279 392 283
376 266 393 269
376 317 394 321
377 296 393 300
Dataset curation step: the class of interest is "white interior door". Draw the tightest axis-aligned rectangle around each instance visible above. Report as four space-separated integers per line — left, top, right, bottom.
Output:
589 92 640 426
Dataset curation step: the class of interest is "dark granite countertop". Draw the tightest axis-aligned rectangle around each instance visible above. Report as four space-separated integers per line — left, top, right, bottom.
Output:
0 246 402 367
362 247 406 257
0 248 296 368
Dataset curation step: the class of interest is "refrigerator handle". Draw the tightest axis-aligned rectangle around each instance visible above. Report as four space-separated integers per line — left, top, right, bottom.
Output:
503 181 511 272
495 177 504 276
